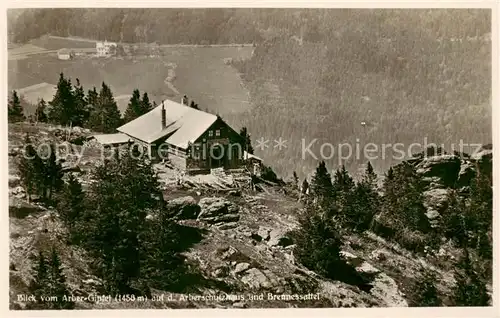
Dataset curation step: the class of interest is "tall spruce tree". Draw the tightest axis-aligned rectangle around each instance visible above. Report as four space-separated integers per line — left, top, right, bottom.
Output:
310 161 334 206
73 78 88 126
292 171 299 188
57 173 85 239
469 167 492 259
87 87 99 107
81 150 163 294
85 87 98 128
48 73 76 126
88 82 122 133
27 248 74 309
27 251 50 309
8 90 25 123
442 191 469 247
332 165 355 199
452 250 490 306
293 201 364 287
301 178 309 195
140 204 187 292
42 144 64 202
381 162 429 233
123 89 142 123
35 99 48 123
239 127 254 155
141 92 152 113
343 162 380 232
47 247 75 309
293 203 342 278
362 161 377 187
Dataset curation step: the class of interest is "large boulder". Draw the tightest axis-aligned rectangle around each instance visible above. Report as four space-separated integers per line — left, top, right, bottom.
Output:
166 196 200 219
369 272 408 307
415 154 461 188
422 188 451 227
267 228 293 247
241 268 273 289
197 197 239 224
456 160 476 188
9 175 21 188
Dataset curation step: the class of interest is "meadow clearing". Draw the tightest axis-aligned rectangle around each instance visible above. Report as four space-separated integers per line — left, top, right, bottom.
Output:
8 37 254 128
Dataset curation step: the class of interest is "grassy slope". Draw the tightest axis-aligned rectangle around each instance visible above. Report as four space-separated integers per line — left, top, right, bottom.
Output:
9 37 253 122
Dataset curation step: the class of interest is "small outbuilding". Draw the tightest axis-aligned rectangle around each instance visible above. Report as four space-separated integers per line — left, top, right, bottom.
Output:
57 48 73 60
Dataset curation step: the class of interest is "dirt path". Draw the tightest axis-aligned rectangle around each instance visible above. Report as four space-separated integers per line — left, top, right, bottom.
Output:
163 62 180 94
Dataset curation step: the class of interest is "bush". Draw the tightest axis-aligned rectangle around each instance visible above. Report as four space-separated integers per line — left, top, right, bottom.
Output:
413 269 441 306
397 227 427 253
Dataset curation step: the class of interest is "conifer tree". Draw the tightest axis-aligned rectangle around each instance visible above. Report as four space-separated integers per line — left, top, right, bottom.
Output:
294 203 342 278
48 73 76 126
332 165 355 200
42 144 64 202
381 162 429 232
343 162 379 232
57 173 85 238
27 249 74 309
301 178 309 195
310 161 334 205
27 251 50 309
8 90 25 123
141 92 152 113
47 247 75 309
293 201 363 286
73 78 88 126
35 99 48 123
452 250 490 306
293 171 299 187
442 191 469 247
87 87 99 108
239 127 254 155
88 82 122 133
469 168 492 259
140 204 186 292
362 161 377 187
124 89 142 123
81 150 163 294
85 87 98 128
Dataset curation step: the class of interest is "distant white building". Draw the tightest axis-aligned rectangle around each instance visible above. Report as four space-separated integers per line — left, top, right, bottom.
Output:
96 40 117 57
57 48 73 60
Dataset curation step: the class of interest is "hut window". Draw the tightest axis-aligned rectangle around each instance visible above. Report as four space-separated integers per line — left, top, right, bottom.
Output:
215 129 220 136
208 130 213 137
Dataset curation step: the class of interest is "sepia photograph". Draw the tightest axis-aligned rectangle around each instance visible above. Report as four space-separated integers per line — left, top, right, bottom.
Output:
5 4 497 312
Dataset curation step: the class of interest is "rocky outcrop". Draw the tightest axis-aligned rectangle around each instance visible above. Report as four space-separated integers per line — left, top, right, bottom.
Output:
197 197 240 224
253 226 293 247
166 196 200 219
9 174 21 188
241 268 273 289
456 160 476 188
422 188 451 227
415 154 461 188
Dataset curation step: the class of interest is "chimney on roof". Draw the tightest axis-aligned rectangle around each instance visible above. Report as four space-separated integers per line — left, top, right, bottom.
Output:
181 95 188 106
161 101 166 129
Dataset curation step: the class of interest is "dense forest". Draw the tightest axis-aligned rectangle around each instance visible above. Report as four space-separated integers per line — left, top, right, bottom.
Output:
232 9 492 177
9 9 490 45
